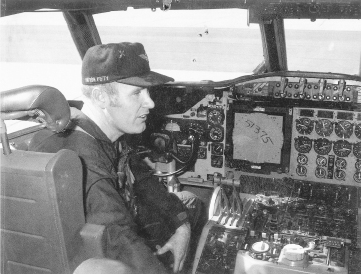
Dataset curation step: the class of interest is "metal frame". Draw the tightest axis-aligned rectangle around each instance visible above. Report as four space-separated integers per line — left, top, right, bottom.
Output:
63 11 101 59
259 17 288 72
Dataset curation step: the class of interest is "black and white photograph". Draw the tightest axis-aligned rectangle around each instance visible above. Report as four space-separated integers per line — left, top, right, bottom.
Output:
1 1 361 274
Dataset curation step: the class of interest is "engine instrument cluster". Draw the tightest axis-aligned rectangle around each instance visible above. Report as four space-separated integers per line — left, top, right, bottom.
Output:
290 107 361 185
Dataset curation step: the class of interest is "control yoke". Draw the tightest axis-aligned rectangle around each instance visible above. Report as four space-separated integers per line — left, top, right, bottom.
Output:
148 127 200 177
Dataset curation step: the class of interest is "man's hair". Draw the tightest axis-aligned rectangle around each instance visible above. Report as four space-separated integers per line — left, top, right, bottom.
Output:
82 82 120 107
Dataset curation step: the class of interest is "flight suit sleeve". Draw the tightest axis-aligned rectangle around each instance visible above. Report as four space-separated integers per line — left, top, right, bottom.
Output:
85 176 170 274
129 154 189 232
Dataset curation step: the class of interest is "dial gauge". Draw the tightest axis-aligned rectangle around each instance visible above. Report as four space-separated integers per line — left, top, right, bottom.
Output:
197 147 207 159
315 119 333 137
355 123 361 139
315 167 326 178
314 138 332 155
297 154 308 165
211 143 224 155
353 142 361 158
316 156 327 167
335 158 347 169
207 109 224 125
354 172 361 183
296 165 307 176
333 140 352 157
355 160 361 170
294 136 312 153
335 121 353 139
334 169 346 181
208 125 224 142
295 118 314 135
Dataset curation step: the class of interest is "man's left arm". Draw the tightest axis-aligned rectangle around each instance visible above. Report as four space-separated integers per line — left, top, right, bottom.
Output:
130 154 190 231
129 155 192 272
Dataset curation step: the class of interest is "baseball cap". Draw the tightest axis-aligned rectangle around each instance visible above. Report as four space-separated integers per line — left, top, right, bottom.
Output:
82 42 174 87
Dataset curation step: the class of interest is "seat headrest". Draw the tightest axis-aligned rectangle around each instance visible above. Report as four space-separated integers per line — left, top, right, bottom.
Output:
0 85 70 133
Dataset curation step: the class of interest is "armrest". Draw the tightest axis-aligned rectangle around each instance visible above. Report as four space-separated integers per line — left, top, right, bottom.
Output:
80 223 106 258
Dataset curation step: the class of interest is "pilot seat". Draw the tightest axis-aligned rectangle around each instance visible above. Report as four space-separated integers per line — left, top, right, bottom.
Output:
0 86 107 274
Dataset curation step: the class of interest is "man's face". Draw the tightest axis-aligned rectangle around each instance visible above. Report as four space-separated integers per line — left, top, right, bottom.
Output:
105 82 155 135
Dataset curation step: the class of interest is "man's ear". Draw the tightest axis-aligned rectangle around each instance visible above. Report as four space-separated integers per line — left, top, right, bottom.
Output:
91 87 110 109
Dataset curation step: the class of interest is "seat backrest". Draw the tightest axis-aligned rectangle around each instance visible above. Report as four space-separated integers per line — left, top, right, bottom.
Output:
1 148 85 274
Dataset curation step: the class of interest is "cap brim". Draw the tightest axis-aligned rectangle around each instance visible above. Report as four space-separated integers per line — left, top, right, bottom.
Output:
117 71 174 87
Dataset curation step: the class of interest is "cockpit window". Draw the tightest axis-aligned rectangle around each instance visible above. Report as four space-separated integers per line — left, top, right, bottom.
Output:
0 11 82 96
94 9 263 81
285 19 361 75
0 11 82 132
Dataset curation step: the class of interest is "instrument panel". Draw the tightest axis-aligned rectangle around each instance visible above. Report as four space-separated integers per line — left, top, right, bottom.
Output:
152 74 361 187
290 107 361 186
148 73 361 274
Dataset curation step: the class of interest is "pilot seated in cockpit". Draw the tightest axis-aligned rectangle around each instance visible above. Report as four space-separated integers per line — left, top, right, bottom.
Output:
29 42 204 274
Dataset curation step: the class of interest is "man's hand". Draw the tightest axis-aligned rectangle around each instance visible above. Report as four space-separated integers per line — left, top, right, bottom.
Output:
155 222 191 273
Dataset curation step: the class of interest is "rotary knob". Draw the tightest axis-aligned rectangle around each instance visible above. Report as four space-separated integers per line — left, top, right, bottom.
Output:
280 92 287 98
318 93 325 101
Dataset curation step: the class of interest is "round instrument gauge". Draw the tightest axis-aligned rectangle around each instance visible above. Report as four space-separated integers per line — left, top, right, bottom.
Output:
207 108 224 125
355 123 361 139
353 142 361 158
211 143 224 155
314 138 332 155
315 119 333 137
353 172 361 183
335 158 347 169
297 154 308 165
315 167 326 178
294 136 312 153
316 156 327 167
335 121 353 139
208 125 224 142
333 140 352 157
355 160 361 170
295 118 314 135
334 169 346 181
296 165 307 176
